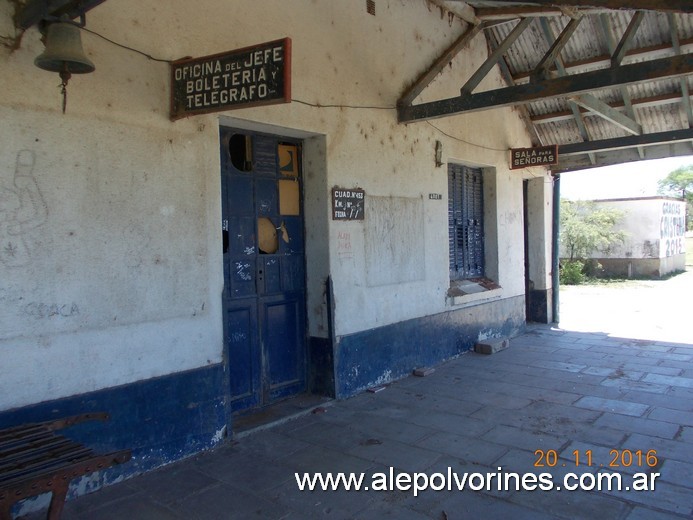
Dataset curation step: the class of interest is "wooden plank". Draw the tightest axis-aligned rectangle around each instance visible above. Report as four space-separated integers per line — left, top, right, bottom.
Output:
599 13 645 156
558 127 693 155
398 53 693 122
0 437 70 465
398 23 484 107
513 37 693 83
537 18 595 163
612 11 645 65
554 140 693 171
532 16 583 80
460 18 532 96
532 92 691 123
476 6 608 20
486 29 543 146
451 0 693 14
669 14 693 130
570 94 642 135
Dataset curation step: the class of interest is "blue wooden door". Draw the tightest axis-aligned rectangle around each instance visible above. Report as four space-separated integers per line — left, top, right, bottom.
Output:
220 128 306 413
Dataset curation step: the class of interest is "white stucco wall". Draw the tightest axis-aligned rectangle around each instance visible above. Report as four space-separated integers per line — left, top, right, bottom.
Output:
526 176 553 292
0 0 543 410
586 198 687 260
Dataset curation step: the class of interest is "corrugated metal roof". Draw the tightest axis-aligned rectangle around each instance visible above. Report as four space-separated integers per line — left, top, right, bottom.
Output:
458 2 693 171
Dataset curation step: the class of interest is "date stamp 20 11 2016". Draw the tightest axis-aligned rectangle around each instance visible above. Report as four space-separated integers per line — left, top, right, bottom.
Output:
534 449 659 469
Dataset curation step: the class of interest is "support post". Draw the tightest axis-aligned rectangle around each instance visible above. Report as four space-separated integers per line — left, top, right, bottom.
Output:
551 174 561 324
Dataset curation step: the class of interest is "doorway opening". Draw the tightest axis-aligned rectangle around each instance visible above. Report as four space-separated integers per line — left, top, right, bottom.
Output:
220 128 308 417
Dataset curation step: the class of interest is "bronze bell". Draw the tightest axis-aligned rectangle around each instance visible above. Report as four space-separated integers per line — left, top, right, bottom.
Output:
34 21 95 74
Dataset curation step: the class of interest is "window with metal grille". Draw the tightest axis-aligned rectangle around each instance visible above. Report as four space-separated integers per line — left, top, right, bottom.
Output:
448 164 484 280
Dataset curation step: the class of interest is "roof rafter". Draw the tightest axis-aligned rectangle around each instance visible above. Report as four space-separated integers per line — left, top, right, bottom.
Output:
531 92 693 124
398 53 693 122
460 17 532 96
569 94 642 135
486 29 544 146
558 127 693 155
668 13 693 133
602 11 646 157
512 36 693 82
398 23 485 107
612 11 645 65
537 17 595 164
452 0 693 14
475 6 605 21
531 16 583 81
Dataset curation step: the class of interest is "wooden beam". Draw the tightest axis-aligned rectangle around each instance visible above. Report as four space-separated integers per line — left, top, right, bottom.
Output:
612 11 645 65
668 13 693 129
513 37 693 83
475 6 608 21
486 29 544 146
570 95 642 135
426 0 480 26
460 17 532 96
456 0 693 14
18 0 108 29
600 12 645 156
399 53 693 123
554 140 693 171
398 23 484 107
531 92 693 124
537 17 595 163
558 127 693 155
532 16 583 80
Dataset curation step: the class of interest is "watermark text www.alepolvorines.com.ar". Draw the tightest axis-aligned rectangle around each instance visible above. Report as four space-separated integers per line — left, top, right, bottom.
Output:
295 467 660 497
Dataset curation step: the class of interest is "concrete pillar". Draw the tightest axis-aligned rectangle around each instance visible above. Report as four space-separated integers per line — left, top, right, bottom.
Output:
525 176 554 323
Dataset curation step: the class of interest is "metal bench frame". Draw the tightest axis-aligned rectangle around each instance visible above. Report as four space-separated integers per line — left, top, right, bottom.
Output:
0 413 131 520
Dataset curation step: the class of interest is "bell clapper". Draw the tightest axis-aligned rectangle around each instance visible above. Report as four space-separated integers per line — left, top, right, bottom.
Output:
59 64 71 114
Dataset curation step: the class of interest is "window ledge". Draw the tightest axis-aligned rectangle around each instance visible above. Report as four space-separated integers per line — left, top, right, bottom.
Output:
446 278 502 307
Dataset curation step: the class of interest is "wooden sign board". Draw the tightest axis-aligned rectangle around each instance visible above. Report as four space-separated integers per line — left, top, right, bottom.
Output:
510 145 558 169
332 188 365 220
170 38 291 120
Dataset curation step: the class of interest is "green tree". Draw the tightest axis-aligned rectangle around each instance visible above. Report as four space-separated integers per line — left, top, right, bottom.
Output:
658 164 693 229
560 200 627 262
658 164 693 199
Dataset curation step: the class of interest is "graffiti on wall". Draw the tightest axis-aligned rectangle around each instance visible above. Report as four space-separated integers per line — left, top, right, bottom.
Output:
0 150 48 267
365 196 425 287
660 201 686 257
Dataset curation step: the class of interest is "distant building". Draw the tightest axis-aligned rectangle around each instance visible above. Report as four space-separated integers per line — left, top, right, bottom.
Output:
577 197 687 277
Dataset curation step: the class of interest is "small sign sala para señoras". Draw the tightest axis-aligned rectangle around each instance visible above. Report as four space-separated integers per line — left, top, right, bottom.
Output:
510 145 558 169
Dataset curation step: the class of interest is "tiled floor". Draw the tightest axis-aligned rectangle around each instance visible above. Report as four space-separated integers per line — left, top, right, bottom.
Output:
29 323 693 520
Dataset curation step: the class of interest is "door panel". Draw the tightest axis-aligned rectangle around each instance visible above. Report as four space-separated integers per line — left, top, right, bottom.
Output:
220 128 306 414
225 302 260 411
264 296 305 396
256 179 278 216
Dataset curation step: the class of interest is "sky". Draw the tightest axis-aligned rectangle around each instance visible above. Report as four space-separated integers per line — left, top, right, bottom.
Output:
560 155 693 200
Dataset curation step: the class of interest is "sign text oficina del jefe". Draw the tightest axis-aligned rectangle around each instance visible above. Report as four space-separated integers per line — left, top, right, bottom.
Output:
170 38 291 119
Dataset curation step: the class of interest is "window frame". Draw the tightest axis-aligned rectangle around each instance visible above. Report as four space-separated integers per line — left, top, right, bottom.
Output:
448 163 485 281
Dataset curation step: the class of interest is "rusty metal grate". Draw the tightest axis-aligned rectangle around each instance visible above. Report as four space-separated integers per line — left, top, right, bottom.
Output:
366 0 375 16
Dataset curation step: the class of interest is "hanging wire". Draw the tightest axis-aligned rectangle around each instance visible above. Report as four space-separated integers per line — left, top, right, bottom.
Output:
79 27 510 153
80 26 173 63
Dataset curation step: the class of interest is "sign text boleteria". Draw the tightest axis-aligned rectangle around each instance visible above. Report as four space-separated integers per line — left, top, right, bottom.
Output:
170 38 291 120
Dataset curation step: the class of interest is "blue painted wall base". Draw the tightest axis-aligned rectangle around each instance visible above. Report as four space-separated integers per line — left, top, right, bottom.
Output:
334 296 526 398
0 295 526 515
0 363 227 513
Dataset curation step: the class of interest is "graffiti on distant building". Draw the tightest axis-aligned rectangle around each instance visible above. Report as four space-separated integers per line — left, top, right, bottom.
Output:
660 201 685 257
